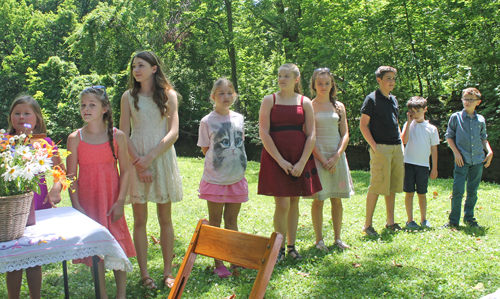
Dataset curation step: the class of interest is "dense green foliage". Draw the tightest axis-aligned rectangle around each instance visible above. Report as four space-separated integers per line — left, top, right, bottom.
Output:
0 0 499 147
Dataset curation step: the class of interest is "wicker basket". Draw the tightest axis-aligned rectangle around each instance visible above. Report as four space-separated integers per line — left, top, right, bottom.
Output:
0 192 34 242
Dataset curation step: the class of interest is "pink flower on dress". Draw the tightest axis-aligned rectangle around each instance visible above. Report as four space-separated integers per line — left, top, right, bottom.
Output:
339 181 346 189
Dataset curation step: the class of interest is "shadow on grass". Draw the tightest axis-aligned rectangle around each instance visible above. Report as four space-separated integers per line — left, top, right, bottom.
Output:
438 225 489 237
358 228 401 243
461 226 488 237
308 259 447 298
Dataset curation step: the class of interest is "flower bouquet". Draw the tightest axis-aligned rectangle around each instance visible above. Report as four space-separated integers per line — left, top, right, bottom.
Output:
0 128 71 241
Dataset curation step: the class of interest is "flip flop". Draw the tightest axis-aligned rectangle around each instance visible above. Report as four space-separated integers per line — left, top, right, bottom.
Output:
164 274 175 288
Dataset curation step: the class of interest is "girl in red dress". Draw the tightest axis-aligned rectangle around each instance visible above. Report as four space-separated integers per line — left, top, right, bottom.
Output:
258 63 322 261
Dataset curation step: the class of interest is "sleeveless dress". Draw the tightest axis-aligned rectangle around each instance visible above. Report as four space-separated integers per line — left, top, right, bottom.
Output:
258 94 322 197
73 129 136 267
310 111 354 200
126 93 183 204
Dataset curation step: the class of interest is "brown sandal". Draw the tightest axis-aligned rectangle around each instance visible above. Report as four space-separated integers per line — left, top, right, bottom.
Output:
164 274 175 288
141 276 157 290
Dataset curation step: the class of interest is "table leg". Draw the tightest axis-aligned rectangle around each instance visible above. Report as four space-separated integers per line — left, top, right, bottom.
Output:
92 256 101 299
62 260 70 299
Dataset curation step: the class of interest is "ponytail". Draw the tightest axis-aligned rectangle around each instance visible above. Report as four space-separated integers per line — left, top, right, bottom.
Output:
279 63 302 94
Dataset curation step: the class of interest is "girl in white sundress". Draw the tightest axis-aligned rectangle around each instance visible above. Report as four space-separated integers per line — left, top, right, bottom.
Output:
120 51 182 290
309 68 354 251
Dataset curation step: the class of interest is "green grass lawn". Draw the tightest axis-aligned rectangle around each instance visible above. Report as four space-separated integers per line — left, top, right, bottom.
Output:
1 156 500 298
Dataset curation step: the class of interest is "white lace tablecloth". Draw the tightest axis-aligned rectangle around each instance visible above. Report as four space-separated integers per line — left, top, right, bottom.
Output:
0 207 133 273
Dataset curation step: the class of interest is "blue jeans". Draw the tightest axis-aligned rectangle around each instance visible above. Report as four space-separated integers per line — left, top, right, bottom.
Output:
449 162 483 224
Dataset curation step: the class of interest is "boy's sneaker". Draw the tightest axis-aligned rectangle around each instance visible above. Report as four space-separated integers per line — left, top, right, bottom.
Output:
465 220 481 228
385 223 402 231
405 221 421 229
440 222 458 229
421 220 432 228
362 225 379 237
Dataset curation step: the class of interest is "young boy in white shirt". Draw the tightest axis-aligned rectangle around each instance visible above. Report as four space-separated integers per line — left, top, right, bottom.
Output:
401 96 439 229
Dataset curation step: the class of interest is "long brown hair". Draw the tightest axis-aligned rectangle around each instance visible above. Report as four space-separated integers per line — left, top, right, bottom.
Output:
310 68 341 119
80 86 117 160
8 95 47 135
278 63 302 94
129 51 175 117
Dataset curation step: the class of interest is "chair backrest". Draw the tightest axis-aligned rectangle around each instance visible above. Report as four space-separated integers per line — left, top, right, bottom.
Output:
168 219 283 299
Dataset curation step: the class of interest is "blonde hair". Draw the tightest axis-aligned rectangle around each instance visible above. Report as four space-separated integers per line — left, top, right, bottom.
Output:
210 78 238 109
462 87 481 100
8 95 46 135
278 63 302 94
211 78 238 98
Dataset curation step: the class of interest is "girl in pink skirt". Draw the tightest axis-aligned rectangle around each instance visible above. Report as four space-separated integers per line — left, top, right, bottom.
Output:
197 78 248 278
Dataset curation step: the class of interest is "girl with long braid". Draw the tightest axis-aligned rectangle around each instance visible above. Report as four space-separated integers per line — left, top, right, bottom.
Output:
308 68 354 251
67 86 136 299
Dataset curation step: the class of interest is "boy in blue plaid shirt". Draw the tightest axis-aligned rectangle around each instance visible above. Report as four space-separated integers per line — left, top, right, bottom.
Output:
442 88 493 228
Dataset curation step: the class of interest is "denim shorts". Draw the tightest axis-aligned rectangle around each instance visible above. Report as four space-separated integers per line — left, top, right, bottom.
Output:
403 163 429 194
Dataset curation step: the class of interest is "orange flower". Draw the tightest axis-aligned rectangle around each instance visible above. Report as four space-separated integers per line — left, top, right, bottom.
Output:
52 166 65 183
60 178 71 191
0 140 8 150
52 166 72 191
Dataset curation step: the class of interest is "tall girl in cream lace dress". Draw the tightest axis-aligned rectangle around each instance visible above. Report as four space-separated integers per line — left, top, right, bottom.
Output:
120 51 182 290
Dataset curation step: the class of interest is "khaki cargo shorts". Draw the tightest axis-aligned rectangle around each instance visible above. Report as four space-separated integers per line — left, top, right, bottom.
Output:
368 144 404 196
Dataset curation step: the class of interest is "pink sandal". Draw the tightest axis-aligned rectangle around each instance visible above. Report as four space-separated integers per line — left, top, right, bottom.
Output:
214 265 231 278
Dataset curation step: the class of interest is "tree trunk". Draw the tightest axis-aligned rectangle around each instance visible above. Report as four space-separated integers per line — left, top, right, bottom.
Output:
402 0 423 96
225 0 240 113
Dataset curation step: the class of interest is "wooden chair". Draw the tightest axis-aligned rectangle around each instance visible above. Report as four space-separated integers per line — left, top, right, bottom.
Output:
168 219 283 299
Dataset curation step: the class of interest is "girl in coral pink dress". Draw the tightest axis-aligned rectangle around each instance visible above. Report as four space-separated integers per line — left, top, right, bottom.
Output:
67 86 135 299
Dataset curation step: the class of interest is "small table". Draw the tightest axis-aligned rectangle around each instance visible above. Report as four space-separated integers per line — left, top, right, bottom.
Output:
0 207 133 298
